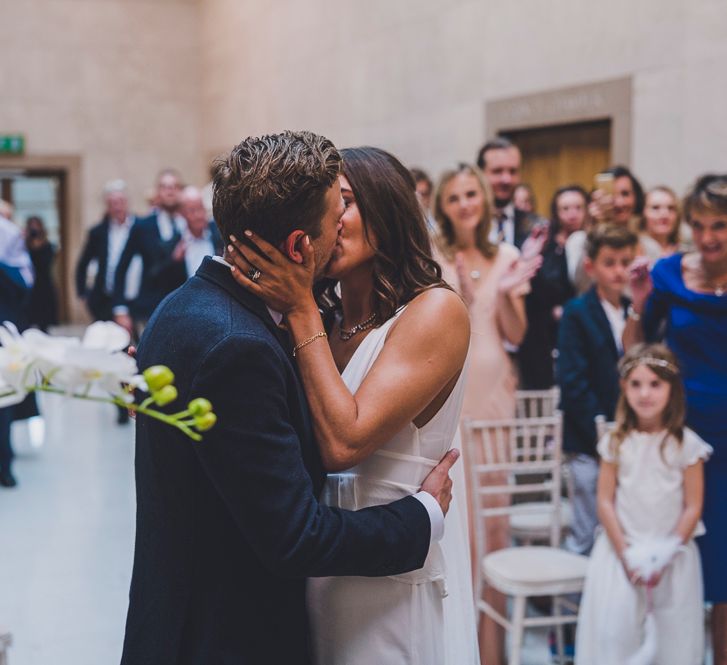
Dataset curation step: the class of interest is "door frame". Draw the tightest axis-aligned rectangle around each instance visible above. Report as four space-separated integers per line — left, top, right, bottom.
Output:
0 154 82 323
485 77 632 166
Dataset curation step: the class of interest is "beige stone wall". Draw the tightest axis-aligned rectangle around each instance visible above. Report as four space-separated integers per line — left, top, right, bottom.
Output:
200 0 727 194
2 0 726 320
0 0 204 321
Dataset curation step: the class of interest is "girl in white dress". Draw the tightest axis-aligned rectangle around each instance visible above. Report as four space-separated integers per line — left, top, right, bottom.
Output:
575 343 711 665
228 146 480 664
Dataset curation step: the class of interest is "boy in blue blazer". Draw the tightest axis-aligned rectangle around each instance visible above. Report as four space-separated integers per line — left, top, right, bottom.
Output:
557 224 637 555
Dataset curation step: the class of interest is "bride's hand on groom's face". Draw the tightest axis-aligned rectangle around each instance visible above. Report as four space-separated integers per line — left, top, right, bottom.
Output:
227 231 317 315
420 449 460 516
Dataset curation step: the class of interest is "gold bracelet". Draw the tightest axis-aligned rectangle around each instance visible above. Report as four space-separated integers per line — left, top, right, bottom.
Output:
292 331 327 357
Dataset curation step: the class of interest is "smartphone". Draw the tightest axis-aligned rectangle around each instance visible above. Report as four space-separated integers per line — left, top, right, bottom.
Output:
594 172 614 196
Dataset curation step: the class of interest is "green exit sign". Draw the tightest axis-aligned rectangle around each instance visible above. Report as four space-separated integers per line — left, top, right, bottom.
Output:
0 135 25 155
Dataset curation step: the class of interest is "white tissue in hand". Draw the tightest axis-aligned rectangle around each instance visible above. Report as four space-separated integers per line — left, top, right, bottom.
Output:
623 536 682 579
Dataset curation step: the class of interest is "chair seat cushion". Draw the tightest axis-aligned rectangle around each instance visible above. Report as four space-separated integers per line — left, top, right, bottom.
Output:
483 546 588 596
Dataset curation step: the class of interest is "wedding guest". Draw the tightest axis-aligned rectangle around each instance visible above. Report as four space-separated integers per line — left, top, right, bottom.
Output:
513 183 536 215
147 186 223 292
567 166 644 291
588 165 645 229
557 225 637 557
433 163 541 665
0 211 35 488
475 138 537 248
410 167 436 232
576 343 709 665
76 180 138 424
113 169 186 337
25 215 58 332
624 173 727 663
76 180 137 322
639 185 692 262
518 185 588 389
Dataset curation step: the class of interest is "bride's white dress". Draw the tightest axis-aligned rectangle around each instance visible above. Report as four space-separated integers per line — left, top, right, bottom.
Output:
307 306 480 665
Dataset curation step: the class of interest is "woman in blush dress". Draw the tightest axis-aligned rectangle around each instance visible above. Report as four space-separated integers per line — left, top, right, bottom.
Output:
432 164 542 665
228 147 479 665
624 173 727 663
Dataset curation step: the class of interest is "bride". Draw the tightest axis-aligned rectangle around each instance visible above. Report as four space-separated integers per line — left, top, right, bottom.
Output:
228 146 478 665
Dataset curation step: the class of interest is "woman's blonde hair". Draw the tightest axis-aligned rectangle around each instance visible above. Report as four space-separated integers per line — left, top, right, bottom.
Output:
610 343 685 460
641 185 682 246
432 164 498 260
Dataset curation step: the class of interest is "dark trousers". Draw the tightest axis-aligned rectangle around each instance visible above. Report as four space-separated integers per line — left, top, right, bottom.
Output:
0 406 14 473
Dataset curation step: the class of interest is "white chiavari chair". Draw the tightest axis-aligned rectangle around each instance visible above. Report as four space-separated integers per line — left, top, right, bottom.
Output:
463 413 588 665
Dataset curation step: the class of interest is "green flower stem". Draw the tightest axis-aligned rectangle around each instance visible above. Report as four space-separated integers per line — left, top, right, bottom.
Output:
139 396 156 410
19 385 203 442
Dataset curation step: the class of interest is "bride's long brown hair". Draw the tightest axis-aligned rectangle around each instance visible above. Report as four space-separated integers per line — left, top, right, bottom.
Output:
316 147 451 326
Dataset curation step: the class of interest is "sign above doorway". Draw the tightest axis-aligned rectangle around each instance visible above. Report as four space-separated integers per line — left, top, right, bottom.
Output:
0 135 25 155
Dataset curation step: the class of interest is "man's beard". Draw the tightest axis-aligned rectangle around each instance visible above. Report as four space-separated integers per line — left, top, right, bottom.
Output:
494 196 512 210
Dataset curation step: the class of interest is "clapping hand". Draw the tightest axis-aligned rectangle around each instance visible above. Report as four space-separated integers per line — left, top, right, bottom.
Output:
520 223 549 261
628 256 653 313
498 254 542 295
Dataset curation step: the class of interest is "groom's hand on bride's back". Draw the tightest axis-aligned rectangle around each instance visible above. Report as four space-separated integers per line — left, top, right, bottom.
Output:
420 449 460 516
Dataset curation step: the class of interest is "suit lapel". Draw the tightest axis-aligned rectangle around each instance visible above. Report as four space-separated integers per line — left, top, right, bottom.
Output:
585 288 618 357
98 218 111 276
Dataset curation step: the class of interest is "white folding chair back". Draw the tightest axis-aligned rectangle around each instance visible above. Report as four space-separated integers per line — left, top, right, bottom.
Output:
515 387 560 419
463 413 588 665
595 414 615 440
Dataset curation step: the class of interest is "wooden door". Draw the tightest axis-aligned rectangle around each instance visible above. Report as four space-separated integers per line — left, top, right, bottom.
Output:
504 120 611 218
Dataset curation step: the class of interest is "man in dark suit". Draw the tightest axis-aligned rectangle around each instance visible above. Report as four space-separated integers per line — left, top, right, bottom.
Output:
120 132 457 665
476 137 542 249
144 186 223 296
112 169 186 337
75 180 138 424
76 180 137 322
556 224 637 556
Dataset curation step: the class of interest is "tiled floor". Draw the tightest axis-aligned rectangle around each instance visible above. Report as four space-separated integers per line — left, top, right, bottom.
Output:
4 383 710 664
0 394 136 665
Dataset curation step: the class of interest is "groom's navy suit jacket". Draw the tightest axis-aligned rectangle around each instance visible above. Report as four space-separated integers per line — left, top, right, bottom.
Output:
120 257 431 665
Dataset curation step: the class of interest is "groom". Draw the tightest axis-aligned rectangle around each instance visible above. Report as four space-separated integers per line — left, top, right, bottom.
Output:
120 131 459 665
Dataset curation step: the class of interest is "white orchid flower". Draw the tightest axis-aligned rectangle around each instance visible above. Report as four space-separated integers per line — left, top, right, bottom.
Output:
0 322 37 403
52 346 139 396
81 321 131 351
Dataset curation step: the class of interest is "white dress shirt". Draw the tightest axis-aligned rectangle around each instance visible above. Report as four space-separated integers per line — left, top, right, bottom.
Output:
489 203 516 245
210 256 444 541
600 297 626 353
0 215 34 287
183 228 215 277
156 209 187 241
106 216 134 293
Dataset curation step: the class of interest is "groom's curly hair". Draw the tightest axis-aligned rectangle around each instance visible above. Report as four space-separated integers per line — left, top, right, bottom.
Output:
212 131 342 247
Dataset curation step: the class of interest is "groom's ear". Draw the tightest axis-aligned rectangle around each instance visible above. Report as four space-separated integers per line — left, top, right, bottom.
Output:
283 230 306 264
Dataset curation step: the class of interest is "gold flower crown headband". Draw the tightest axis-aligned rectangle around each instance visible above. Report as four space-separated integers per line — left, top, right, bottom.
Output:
620 356 679 378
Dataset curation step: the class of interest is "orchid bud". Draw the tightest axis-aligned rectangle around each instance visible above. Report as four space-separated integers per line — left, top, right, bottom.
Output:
143 365 175 392
188 398 213 417
194 412 217 431
153 385 178 407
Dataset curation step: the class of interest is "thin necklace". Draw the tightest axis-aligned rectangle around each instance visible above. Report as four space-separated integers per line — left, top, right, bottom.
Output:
339 312 376 341
702 262 727 296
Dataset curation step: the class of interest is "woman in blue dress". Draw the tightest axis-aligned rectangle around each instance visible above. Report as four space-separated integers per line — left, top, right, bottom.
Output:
624 173 727 663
